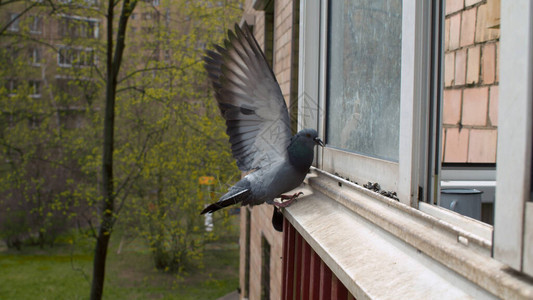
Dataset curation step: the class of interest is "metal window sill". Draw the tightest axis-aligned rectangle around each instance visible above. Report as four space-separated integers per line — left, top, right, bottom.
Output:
283 169 533 300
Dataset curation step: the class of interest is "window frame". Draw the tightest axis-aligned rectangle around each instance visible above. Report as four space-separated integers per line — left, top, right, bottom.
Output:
58 15 100 39
29 80 42 98
8 13 20 32
57 46 96 67
299 0 533 281
300 0 428 206
29 15 43 34
493 0 533 277
30 47 41 66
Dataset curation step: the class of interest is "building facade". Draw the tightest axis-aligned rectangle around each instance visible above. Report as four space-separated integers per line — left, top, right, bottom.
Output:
239 0 533 299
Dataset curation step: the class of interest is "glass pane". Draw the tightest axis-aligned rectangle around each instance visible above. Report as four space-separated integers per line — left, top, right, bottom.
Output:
326 0 402 161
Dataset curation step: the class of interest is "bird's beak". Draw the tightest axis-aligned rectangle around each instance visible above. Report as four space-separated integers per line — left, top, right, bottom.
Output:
314 137 325 147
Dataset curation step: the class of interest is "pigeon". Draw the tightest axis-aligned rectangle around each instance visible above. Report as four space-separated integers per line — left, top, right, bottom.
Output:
200 23 324 231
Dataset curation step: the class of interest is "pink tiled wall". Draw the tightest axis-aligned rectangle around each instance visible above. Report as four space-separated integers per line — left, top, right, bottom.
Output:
442 0 500 163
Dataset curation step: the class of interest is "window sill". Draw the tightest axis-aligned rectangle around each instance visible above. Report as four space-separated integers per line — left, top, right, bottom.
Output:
283 168 533 299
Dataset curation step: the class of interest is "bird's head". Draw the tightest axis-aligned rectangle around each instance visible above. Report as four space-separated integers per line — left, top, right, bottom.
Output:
292 129 325 148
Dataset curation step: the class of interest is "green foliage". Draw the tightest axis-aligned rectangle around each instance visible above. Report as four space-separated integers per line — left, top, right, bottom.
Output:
114 0 243 273
1 0 243 285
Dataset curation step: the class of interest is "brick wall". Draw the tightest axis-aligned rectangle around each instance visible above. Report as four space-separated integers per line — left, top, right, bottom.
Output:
442 0 500 163
239 0 297 299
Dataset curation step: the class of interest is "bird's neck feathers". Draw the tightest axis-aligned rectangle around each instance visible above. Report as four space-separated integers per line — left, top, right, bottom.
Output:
287 137 314 173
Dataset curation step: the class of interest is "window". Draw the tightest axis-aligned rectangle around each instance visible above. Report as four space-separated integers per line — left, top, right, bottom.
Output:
30 16 43 34
300 0 416 200
29 80 41 98
55 76 98 104
8 13 20 32
142 26 154 34
59 16 99 39
5 79 18 96
294 0 533 299
58 0 97 6
243 208 251 298
142 12 152 20
29 47 41 66
84 0 97 6
260 235 270 300
141 0 159 6
58 47 72 65
326 1 401 161
58 46 96 67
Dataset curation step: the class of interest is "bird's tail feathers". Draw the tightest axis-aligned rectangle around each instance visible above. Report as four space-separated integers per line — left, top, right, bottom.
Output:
200 189 251 214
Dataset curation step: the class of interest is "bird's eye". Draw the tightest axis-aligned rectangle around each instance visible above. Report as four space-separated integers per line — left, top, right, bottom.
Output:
306 134 311 138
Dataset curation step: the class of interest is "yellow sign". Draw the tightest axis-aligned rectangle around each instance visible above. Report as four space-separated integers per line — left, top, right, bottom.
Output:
199 176 215 185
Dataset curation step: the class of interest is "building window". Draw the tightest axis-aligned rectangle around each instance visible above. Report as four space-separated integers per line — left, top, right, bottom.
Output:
327 0 401 161
58 47 95 67
58 47 72 66
264 1 274 67
293 1 533 297
84 0 97 6
142 12 152 20
243 208 251 298
59 17 99 39
30 15 43 34
301 0 405 196
29 47 41 66
29 80 41 98
8 13 20 32
5 79 18 96
260 235 271 300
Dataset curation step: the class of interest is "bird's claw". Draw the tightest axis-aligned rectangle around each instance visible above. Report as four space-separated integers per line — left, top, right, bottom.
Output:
274 192 304 208
280 191 303 200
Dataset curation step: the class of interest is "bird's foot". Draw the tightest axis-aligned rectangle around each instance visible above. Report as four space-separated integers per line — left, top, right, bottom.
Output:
274 192 304 208
280 191 303 200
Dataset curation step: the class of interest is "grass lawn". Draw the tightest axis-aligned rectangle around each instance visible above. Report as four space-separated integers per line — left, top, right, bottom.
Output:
0 221 240 299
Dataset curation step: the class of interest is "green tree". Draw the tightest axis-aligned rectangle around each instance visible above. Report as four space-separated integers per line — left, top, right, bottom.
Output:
111 0 243 274
90 0 242 298
1 0 243 298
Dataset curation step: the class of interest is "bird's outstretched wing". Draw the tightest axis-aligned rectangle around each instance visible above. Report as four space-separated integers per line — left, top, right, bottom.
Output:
204 23 292 171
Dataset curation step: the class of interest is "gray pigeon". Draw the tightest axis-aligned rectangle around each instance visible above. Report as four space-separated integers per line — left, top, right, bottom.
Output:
201 23 324 226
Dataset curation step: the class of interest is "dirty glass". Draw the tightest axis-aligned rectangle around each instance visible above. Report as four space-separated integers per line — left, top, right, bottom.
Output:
326 0 402 161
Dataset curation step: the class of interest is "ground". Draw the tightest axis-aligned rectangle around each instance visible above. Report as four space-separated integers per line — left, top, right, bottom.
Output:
0 222 240 299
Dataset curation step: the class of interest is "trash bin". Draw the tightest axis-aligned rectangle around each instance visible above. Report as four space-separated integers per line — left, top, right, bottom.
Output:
440 188 482 220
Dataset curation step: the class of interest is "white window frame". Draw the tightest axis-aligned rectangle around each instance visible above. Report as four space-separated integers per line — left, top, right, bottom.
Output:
293 1 533 296
30 15 42 34
58 15 100 39
57 46 96 67
299 0 533 280
8 13 20 32
493 0 533 277
30 47 41 66
300 0 427 206
5 79 18 96
29 80 41 98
